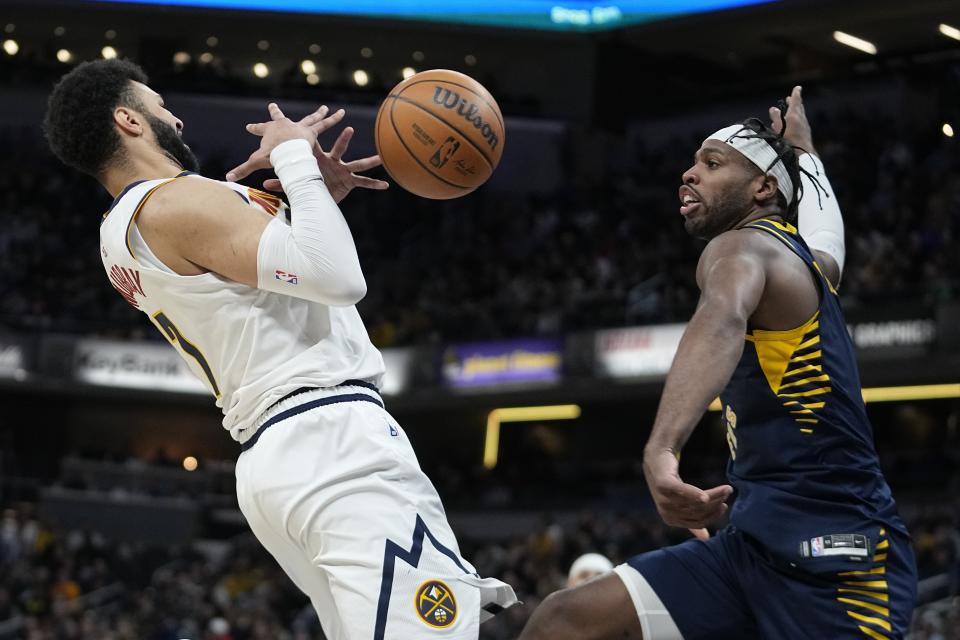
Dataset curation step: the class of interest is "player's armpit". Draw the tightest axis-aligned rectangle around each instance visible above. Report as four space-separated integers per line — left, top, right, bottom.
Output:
137 176 270 287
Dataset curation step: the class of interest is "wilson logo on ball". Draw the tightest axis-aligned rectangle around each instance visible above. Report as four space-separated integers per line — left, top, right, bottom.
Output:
432 87 500 151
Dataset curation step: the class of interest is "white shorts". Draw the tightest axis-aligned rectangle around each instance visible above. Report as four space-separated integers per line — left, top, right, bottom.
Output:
235 384 517 640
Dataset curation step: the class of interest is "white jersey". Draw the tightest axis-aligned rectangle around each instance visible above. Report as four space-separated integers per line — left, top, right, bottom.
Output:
98 172 385 443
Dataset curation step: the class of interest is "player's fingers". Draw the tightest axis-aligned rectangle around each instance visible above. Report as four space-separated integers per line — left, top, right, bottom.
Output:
245 122 268 137
351 176 390 190
792 85 803 105
689 528 710 542
268 102 286 121
667 501 725 529
329 126 354 161
769 106 784 133
262 178 283 192
226 151 267 182
662 479 710 505
313 108 346 135
344 155 382 172
299 105 329 126
703 484 734 503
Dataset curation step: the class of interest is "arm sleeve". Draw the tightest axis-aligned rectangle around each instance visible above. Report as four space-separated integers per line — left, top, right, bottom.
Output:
256 139 366 306
797 152 846 275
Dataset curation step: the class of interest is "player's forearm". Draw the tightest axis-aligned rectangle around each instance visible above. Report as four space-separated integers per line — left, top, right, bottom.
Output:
645 302 746 455
263 139 366 305
797 152 845 277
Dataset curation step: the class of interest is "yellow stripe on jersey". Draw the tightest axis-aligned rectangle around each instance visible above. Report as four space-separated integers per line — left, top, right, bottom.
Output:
846 611 891 632
858 625 889 640
746 309 833 432
779 387 832 398
779 374 831 390
837 589 889 603
750 313 819 393
764 219 799 235
782 364 823 378
837 597 890 618
790 349 823 363
842 580 888 589
838 566 886 577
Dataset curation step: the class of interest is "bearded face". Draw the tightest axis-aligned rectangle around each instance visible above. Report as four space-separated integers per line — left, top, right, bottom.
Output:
145 111 200 173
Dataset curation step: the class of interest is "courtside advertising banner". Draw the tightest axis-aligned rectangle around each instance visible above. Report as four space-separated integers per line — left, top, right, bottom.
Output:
847 319 936 351
442 338 563 388
73 339 208 395
595 324 685 379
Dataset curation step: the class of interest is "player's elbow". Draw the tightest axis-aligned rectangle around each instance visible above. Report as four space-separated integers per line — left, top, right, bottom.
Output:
320 270 367 306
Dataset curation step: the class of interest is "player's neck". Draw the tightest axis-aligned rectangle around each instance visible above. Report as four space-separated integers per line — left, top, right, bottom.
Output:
102 151 185 198
735 207 783 230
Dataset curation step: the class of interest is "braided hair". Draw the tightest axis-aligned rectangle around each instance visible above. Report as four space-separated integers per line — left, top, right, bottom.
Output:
722 101 829 227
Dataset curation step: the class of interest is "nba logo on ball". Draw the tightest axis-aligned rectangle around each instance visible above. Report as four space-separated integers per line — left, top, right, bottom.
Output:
375 69 505 200
415 579 457 628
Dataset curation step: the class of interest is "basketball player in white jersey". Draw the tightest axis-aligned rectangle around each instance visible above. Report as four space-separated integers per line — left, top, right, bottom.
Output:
44 59 517 640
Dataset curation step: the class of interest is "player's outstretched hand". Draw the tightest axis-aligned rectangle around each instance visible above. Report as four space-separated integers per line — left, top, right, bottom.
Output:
643 448 733 531
262 123 390 204
226 103 317 182
769 85 817 157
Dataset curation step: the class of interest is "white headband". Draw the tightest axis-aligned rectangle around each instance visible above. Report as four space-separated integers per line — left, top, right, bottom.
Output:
568 553 614 579
705 124 794 204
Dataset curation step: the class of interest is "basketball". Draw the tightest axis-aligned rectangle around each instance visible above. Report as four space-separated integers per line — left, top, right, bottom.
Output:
374 69 505 200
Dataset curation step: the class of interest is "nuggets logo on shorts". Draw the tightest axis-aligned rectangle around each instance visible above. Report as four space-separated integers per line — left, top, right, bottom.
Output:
415 579 457 628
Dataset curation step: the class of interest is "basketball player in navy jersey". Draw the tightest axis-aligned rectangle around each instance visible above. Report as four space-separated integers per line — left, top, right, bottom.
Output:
518 87 917 639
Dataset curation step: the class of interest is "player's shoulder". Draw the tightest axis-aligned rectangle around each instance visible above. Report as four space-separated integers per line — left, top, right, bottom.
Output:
696 227 776 288
138 174 252 227
701 226 779 263
144 175 283 220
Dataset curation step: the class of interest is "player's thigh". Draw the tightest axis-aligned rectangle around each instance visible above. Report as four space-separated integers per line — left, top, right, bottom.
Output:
317 490 490 640
235 468 345 638
623 532 759 640
278 403 496 638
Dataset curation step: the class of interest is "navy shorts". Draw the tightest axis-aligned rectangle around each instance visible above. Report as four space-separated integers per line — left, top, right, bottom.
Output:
626 526 916 640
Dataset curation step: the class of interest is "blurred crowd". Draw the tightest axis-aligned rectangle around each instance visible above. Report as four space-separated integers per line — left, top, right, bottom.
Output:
2 500 958 639
1 98 958 345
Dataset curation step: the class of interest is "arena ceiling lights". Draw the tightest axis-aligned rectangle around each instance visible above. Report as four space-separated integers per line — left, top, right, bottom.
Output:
82 0 779 31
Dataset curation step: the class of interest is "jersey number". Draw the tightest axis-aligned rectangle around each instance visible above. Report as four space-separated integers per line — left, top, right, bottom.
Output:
152 311 221 398
724 405 738 460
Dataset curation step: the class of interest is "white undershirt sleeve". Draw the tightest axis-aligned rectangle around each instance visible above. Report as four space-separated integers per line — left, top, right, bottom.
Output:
256 139 367 306
797 152 846 275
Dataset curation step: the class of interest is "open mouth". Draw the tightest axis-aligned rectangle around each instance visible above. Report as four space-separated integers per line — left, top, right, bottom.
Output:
679 189 702 217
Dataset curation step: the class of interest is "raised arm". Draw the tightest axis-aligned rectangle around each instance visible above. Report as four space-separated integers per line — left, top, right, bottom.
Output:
138 104 366 306
770 85 845 287
642 231 767 530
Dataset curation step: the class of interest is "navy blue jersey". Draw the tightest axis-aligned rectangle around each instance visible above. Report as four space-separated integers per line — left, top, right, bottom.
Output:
720 218 908 575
